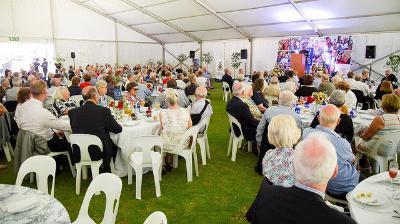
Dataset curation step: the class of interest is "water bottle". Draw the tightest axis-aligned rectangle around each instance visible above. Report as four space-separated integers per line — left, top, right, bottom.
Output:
295 105 301 114
350 109 356 119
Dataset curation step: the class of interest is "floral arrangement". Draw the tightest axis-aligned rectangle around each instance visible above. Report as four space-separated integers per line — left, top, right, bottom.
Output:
312 92 327 105
156 60 163 66
177 53 187 63
54 56 65 65
386 54 400 74
147 59 155 68
231 52 241 69
201 52 213 65
271 67 284 76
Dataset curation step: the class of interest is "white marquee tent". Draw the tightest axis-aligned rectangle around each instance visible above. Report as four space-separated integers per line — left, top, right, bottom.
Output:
1 0 400 79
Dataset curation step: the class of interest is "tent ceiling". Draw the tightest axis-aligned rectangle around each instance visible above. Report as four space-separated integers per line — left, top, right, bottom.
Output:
73 0 400 43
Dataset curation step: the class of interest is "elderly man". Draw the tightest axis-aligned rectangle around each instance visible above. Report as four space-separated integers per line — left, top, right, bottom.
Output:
254 90 302 174
0 79 10 102
226 82 259 142
318 74 335 96
352 74 371 97
17 80 71 165
246 134 356 224
361 69 369 83
48 77 61 98
134 75 151 101
221 68 234 91
68 86 122 172
155 79 189 109
263 76 281 98
190 86 213 125
303 104 360 199
176 73 187 90
6 77 22 102
23 74 38 87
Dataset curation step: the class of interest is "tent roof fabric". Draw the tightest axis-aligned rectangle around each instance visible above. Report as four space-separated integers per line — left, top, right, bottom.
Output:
73 0 400 43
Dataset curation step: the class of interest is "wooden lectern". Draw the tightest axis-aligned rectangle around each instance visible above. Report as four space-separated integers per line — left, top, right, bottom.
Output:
290 54 305 77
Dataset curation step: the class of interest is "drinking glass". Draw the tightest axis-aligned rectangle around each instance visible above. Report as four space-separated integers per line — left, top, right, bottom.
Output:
388 161 399 191
356 103 363 112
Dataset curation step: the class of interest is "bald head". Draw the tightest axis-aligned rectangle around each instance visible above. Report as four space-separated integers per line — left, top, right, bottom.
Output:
82 86 98 102
278 90 295 106
195 86 207 98
318 104 341 128
232 82 244 97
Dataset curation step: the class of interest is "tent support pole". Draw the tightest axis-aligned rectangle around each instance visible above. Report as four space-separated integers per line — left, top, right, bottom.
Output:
114 21 118 65
162 44 166 66
49 0 57 69
249 38 254 76
199 41 203 67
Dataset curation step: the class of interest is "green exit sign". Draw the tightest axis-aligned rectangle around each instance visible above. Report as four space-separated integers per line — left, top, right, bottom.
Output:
9 37 19 41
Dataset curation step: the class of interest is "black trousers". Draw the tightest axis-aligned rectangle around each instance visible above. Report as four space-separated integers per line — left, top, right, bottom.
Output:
47 133 73 169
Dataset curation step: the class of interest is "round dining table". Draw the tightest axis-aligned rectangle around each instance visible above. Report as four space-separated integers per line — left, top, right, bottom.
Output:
347 172 400 224
0 184 71 224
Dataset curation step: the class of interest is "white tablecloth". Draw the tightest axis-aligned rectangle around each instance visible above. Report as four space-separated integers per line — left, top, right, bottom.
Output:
111 117 160 177
347 172 400 224
0 184 70 224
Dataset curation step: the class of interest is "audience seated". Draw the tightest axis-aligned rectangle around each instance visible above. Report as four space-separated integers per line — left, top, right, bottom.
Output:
185 73 198 96
79 74 91 89
156 80 189 109
16 80 71 169
68 86 122 171
159 88 192 171
375 81 393 100
96 80 114 107
190 86 213 125
221 68 234 91
336 81 357 109
312 71 323 89
134 75 151 101
68 76 82 96
176 73 186 90
196 71 207 87
262 115 301 187
246 134 356 224
251 78 268 113
51 86 78 117
0 79 10 102
303 104 360 199
226 82 259 142
318 74 335 96
5 77 21 102
14 87 31 128
295 75 317 97
310 90 354 143
242 84 262 120
48 77 61 98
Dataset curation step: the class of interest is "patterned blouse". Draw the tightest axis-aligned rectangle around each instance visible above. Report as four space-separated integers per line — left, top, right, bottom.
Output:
51 99 77 117
262 147 295 187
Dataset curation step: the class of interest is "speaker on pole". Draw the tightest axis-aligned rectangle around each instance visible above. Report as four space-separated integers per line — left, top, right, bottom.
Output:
71 52 76 59
189 51 195 59
240 49 247 59
365 46 376 59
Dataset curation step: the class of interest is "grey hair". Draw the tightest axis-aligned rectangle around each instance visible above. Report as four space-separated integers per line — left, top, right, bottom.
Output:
278 90 295 106
12 77 22 86
195 86 207 98
270 76 278 84
236 74 244 81
232 82 244 96
293 133 337 185
328 90 346 108
50 78 60 87
283 81 297 93
319 104 341 125
96 80 107 89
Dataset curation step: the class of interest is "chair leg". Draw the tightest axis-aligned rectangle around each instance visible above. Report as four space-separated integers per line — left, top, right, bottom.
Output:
82 165 88 180
198 139 207 165
91 163 101 196
227 133 233 156
128 166 133 185
185 154 193 182
173 155 179 168
247 141 252 153
2 144 12 162
134 166 143 200
231 139 238 162
193 150 199 177
205 136 211 159
75 164 82 195
30 173 34 183
7 142 13 157
66 154 76 177
152 162 161 198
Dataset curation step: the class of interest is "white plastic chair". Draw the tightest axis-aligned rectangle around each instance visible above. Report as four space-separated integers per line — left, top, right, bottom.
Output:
2 142 14 162
162 125 201 182
48 151 76 177
265 95 278 106
222 82 231 102
128 136 163 200
70 95 84 105
143 211 167 224
363 131 400 173
196 116 211 165
69 134 113 195
15 155 56 196
73 173 122 224
227 114 253 162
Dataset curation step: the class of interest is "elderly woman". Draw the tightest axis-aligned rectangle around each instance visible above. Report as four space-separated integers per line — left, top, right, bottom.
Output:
160 88 193 171
125 82 139 105
310 90 354 143
355 94 400 153
14 87 31 127
375 81 393 100
251 78 268 113
68 76 81 96
51 86 77 117
96 80 114 107
105 75 116 99
242 84 262 120
295 75 317 97
262 114 301 187
336 80 357 109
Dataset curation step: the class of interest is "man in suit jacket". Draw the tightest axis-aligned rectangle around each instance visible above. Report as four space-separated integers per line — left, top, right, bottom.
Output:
221 68 234 91
246 134 356 224
226 82 259 141
68 86 122 171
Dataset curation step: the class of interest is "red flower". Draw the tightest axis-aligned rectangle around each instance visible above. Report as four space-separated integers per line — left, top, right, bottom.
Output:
306 96 314 103
117 100 123 110
109 101 115 107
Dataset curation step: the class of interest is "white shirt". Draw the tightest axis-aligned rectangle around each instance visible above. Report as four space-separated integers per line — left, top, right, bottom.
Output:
348 79 370 96
176 80 187 90
16 98 71 140
345 91 357 109
190 98 213 121
48 86 60 98
196 76 207 87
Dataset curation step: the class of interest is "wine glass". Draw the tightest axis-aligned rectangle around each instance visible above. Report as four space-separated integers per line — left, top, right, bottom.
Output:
388 161 399 191
356 103 363 112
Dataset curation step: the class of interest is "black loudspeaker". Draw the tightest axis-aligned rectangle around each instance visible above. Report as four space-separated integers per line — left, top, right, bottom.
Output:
365 46 376 59
189 51 195 59
71 52 76 59
241 49 247 59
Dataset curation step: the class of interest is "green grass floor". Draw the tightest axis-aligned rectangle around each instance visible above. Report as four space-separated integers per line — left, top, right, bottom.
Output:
0 82 263 223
